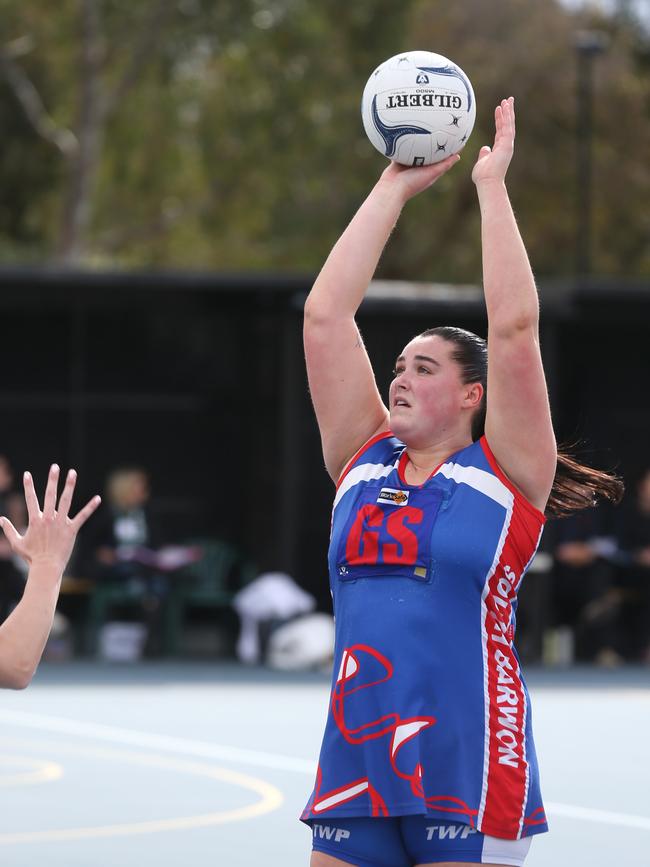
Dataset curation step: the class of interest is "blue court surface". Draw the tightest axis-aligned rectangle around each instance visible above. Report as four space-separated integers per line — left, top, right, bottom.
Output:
0 662 648 866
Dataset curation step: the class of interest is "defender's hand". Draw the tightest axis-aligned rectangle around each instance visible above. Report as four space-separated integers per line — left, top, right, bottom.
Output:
0 465 100 574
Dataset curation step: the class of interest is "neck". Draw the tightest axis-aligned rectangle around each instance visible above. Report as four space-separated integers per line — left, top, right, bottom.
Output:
405 432 474 481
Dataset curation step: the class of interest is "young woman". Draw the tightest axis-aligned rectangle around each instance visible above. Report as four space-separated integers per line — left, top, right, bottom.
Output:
301 99 621 867
0 464 100 688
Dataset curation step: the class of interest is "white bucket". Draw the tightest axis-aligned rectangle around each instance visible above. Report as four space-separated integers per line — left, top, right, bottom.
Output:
98 622 148 662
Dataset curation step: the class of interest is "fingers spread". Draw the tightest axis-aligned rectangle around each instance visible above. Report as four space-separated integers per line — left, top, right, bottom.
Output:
43 464 60 518
71 495 101 531
0 517 20 547
57 469 78 519
23 472 40 522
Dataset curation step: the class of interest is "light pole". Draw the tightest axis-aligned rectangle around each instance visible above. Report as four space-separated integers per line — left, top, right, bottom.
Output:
574 30 608 278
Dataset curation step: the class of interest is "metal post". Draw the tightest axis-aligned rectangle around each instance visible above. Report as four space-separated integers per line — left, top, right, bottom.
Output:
575 30 608 278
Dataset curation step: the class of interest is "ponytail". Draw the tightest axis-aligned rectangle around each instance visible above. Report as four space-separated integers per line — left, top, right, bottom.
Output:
545 448 624 518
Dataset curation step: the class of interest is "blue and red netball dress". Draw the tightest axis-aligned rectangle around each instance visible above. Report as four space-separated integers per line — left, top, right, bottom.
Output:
302 432 548 840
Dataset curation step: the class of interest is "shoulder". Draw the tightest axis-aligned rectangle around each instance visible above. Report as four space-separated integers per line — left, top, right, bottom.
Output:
336 431 403 488
479 436 546 524
438 437 546 525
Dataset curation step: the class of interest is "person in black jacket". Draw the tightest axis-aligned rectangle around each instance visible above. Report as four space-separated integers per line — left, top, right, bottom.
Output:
83 466 168 656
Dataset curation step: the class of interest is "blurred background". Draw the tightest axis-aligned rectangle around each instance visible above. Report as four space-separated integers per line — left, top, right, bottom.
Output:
0 0 649 669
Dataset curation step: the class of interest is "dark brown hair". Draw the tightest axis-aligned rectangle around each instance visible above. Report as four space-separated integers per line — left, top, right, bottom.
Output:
419 326 624 517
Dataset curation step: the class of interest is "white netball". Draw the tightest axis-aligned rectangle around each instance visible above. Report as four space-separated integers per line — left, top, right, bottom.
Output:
361 50 476 166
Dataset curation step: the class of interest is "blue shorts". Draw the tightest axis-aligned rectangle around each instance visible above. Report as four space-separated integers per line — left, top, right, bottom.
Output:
308 816 532 867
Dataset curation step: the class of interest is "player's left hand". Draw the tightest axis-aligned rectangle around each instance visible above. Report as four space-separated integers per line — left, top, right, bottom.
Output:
472 97 515 186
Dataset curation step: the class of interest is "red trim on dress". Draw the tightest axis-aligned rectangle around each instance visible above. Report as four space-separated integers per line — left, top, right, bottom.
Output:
479 490 545 838
479 436 546 524
397 449 409 485
396 449 446 488
336 430 394 491
524 807 547 827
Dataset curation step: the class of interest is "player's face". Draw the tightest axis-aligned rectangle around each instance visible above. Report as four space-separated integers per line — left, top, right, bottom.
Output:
388 336 470 447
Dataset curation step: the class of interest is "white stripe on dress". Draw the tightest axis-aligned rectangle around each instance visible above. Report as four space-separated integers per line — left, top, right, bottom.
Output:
436 461 513 509
333 460 397 511
481 831 532 865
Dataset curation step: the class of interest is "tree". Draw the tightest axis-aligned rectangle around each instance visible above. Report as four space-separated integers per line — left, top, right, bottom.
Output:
1 0 648 279
2 0 178 263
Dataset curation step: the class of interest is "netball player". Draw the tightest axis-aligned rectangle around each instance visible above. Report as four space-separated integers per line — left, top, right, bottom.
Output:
301 98 621 867
0 464 100 688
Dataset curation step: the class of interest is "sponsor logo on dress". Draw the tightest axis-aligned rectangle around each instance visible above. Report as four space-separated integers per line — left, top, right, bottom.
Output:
426 824 477 840
489 562 523 769
377 487 409 506
312 824 350 843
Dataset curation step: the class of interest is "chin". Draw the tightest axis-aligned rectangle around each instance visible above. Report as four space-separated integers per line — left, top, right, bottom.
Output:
389 415 412 442
390 419 433 451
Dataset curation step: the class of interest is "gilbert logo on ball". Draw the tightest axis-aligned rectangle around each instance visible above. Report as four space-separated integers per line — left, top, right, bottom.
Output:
361 50 476 166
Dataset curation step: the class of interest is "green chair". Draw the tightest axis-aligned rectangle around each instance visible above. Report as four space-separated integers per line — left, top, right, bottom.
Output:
84 576 149 657
164 539 254 656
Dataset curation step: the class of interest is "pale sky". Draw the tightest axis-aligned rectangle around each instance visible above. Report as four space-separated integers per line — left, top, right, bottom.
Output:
559 0 650 30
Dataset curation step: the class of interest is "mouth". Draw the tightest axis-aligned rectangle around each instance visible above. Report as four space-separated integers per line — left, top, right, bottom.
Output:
393 399 411 409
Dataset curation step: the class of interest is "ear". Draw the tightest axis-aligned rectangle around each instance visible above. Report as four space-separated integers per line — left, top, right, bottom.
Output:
463 382 484 409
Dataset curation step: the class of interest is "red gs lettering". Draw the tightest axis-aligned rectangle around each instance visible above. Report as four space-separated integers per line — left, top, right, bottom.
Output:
346 505 423 566
346 505 383 564
384 507 422 563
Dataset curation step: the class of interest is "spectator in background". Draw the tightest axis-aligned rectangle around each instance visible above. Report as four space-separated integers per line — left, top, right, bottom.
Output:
548 505 621 666
91 467 161 561
0 455 28 623
83 466 168 656
615 468 650 663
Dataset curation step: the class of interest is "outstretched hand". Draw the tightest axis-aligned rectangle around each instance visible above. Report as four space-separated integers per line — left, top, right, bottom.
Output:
379 152 460 203
472 97 515 187
0 465 100 574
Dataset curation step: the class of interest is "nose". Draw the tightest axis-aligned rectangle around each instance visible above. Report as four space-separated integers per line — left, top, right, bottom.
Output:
390 376 410 405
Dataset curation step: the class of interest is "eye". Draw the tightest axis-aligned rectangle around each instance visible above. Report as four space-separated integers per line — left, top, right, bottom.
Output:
418 365 432 374
392 367 404 377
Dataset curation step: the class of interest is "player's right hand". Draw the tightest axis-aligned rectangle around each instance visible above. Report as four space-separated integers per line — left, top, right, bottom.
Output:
378 152 460 203
0 465 100 575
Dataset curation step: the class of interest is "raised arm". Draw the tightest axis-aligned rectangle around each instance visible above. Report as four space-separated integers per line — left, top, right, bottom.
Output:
304 154 460 481
0 465 100 688
473 98 557 511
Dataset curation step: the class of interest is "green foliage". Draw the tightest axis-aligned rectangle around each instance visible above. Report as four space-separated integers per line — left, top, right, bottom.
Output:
0 0 648 278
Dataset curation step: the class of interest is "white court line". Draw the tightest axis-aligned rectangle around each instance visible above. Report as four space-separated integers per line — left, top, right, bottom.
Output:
1 709 648 833
545 802 650 832
0 709 315 774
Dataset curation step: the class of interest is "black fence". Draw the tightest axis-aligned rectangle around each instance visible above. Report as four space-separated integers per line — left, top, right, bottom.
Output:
0 267 648 654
